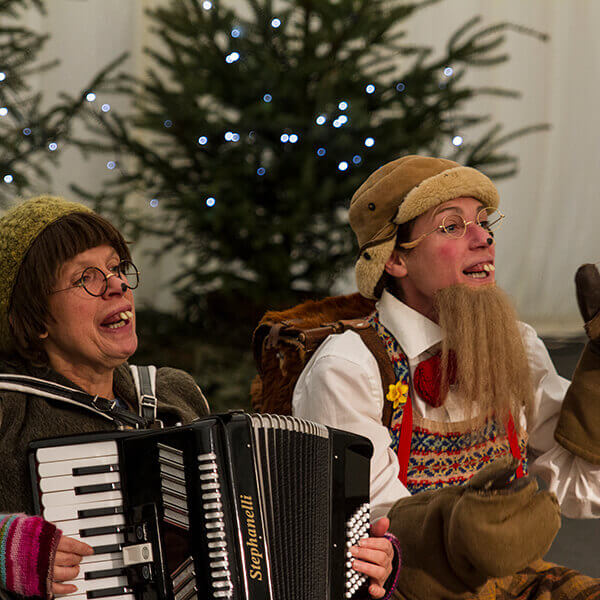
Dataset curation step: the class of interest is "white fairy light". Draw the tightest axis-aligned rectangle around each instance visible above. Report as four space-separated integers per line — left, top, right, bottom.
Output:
198 136 208 145
202 1 212 9
338 161 349 171
271 18 281 28
452 135 463 146
289 134 298 143
0 73 5 82
106 161 116 170
316 115 326 125
86 92 96 102
3 174 13 183
280 133 289 143
364 137 375 147
226 52 240 63
101 104 111 112
365 84 375 94
150 198 159 207
0 107 8 117
444 66 454 77
338 101 348 110
48 142 58 151
206 197 216 207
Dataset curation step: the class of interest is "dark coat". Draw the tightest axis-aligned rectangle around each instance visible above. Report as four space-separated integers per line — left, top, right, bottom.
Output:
0 357 209 514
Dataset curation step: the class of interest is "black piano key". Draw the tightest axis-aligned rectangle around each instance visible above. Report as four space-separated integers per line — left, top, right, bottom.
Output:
93 543 123 555
75 482 121 495
79 525 125 538
87 586 131 599
85 567 126 580
78 506 123 519
73 464 119 476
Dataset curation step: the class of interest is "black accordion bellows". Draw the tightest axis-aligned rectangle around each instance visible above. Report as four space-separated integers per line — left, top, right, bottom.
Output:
30 413 373 600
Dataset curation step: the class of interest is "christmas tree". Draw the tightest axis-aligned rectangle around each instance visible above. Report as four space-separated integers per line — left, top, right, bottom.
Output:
74 0 547 403
0 0 123 204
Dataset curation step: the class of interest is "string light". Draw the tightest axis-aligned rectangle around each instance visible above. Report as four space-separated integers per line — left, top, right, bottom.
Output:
202 1 212 9
48 142 58 151
337 115 348 125
198 136 208 145
271 18 281 28
0 107 8 117
106 161 116 170
164 119 173 127
289 134 298 143
225 52 240 63
444 66 454 77
452 135 463 146
365 84 375 94
150 198 159 207
22 128 31 136
0 73 5 82
315 115 326 125
263 93 272 103
364 137 375 147
257 167 266 176
333 119 342 129
396 82 405 92
280 133 289 143
231 133 240 142
231 28 241 38
353 155 362 164
101 104 111 112
317 147 326 157
206 197 216 207
86 92 96 102
338 161 349 171
338 101 348 110
3 175 13 183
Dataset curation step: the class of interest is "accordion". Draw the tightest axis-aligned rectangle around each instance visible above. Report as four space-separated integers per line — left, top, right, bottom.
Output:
29 413 373 600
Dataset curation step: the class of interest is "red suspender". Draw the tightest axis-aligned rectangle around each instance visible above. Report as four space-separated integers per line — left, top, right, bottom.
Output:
396 396 413 485
505 413 525 478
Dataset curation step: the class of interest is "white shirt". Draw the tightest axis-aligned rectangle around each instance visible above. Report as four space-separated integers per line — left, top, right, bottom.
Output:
293 290 600 521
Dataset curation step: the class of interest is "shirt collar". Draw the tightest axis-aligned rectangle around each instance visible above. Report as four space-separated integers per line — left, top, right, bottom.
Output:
376 289 443 360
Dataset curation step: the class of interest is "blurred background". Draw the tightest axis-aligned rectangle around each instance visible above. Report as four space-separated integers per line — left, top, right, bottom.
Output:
0 0 598 573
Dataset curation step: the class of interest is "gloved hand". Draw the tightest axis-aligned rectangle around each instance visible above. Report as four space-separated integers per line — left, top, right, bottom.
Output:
388 457 560 600
575 263 600 350
554 263 600 463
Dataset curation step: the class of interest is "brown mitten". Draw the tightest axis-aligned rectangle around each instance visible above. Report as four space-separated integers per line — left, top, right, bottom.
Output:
388 458 560 600
555 263 600 463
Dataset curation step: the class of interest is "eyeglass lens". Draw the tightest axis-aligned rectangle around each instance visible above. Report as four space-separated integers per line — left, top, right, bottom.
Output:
441 208 503 239
80 261 139 296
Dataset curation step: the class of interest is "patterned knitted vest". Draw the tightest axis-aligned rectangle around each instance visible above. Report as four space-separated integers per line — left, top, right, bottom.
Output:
368 312 528 494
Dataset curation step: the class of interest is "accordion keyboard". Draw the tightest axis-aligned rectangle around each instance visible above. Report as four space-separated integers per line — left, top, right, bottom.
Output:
35 440 132 600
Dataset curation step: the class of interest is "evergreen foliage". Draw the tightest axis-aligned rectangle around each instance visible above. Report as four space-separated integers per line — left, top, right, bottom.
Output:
74 0 547 342
0 0 124 204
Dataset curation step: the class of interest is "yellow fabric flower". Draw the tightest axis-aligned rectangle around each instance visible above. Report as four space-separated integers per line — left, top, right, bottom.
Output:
386 381 409 409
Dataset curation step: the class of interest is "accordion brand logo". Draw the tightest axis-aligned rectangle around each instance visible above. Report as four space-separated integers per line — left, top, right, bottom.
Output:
239 494 264 581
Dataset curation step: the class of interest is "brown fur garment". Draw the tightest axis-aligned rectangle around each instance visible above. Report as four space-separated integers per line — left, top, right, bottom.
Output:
251 293 375 414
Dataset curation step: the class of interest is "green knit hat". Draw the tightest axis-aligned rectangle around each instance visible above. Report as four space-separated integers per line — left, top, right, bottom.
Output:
0 195 93 353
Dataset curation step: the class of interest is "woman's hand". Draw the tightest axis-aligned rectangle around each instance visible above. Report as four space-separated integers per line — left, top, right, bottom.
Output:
51 535 94 595
350 517 395 599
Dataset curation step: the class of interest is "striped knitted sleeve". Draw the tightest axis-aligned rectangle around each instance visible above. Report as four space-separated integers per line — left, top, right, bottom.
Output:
0 514 62 599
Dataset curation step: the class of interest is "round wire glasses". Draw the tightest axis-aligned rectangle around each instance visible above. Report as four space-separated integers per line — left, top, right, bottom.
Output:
52 260 140 297
398 207 505 250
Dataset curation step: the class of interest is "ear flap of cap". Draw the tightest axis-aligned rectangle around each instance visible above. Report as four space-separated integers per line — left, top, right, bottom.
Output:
355 237 397 300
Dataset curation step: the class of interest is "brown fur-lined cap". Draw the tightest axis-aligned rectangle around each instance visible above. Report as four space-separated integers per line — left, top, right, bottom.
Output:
349 155 500 299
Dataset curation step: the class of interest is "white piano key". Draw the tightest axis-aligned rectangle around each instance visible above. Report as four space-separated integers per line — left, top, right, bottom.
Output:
37 441 118 463
60 575 129 595
41 488 122 508
38 455 118 478
71 532 124 547
57 594 134 600
40 471 120 493
57 513 126 537
81 551 123 565
73 557 125 581
44 498 122 522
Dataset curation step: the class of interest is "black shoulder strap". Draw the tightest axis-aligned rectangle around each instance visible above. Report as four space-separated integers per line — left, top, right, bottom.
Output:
129 365 161 427
0 374 148 429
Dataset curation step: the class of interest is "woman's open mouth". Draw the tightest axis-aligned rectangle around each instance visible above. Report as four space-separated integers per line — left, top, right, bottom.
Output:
101 310 134 330
463 263 495 280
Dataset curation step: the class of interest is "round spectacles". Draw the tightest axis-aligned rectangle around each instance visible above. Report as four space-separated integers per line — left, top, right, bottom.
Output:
52 260 140 297
399 207 505 250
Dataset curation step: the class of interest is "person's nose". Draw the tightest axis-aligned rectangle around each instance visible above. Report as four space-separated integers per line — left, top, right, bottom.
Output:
103 272 128 296
467 221 495 249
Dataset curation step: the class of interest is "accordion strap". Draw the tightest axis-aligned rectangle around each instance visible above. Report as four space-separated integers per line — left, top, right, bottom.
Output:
129 365 161 427
0 374 148 429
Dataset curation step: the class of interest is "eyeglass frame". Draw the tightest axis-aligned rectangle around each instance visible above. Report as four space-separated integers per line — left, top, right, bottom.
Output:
50 260 140 297
398 206 505 250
